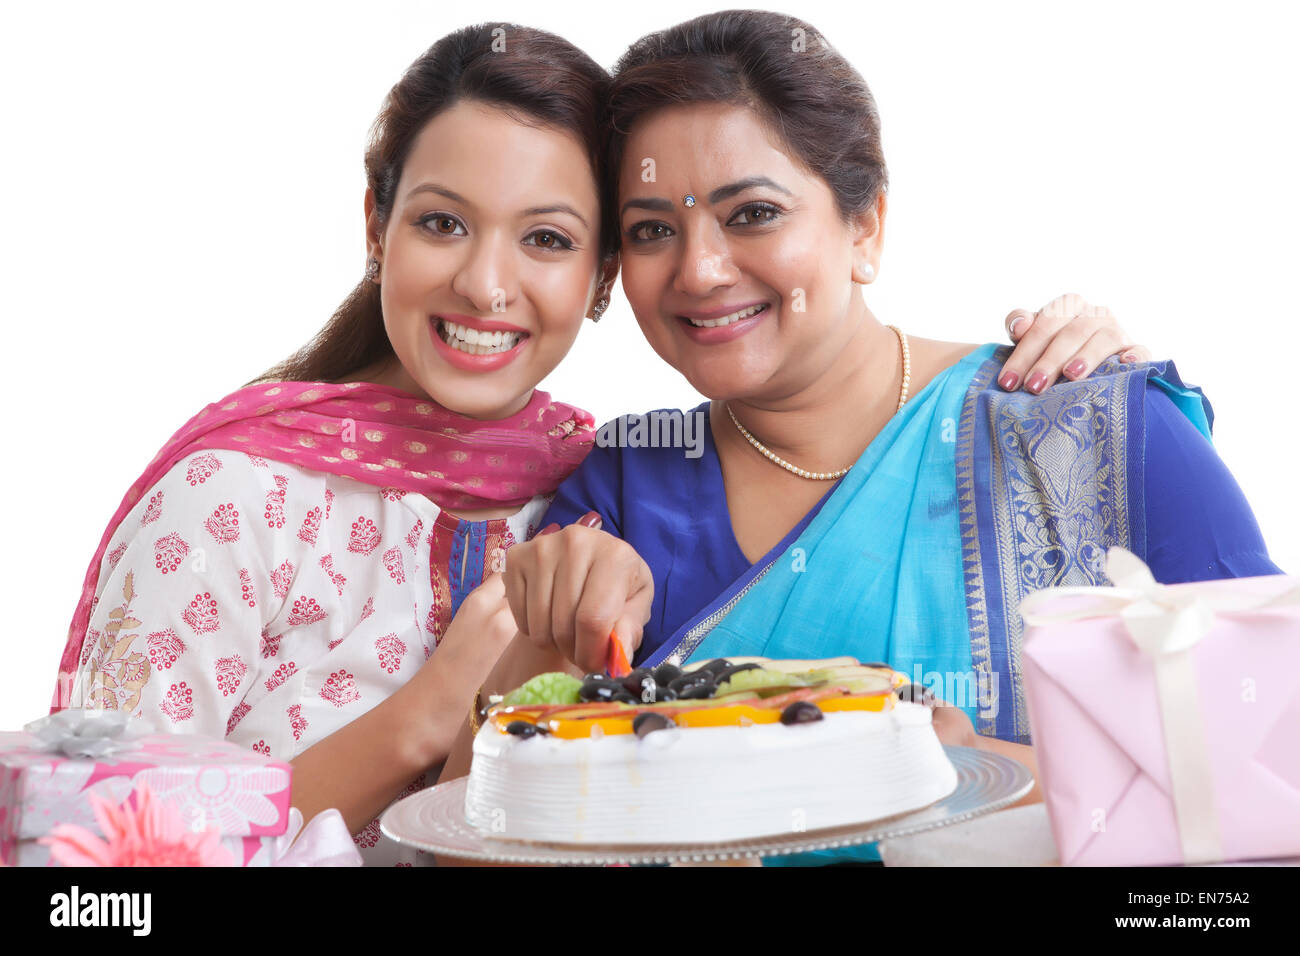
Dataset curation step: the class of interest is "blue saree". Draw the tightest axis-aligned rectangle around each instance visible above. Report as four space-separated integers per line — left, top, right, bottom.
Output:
644 344 1224 741
542 342 1280 865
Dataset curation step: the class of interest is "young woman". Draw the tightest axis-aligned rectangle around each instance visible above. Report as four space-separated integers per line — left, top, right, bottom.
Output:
445 11 1282 865
57 20 1144 865
56 23 614 866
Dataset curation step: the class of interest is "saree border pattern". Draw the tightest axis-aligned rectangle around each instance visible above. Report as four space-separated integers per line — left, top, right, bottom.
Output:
958 349 1145 744
955 356 997 738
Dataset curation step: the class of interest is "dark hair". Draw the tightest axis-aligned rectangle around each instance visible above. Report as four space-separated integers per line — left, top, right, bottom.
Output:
247 23 612 387
604 9 888 245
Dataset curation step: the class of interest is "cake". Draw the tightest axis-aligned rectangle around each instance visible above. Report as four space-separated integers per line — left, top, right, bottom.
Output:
463 656 959 845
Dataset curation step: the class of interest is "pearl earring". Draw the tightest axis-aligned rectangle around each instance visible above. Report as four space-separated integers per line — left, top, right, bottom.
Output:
861 263 876 282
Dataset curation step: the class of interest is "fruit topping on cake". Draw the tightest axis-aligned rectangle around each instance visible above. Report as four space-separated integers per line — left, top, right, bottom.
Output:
500 672 583 707
486 657 913 738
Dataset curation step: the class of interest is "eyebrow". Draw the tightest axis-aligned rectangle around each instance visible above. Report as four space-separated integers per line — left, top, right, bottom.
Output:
620 196 675 216
406 183 468 204
708 176 792 204
620 176 793 218
522 204 589 229
406 184 589 229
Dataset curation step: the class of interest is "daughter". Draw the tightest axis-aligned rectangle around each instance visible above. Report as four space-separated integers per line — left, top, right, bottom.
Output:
55 22 1142 865
57 23 612 866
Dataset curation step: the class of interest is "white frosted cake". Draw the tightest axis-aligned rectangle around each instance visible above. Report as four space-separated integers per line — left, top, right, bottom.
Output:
463 656 959 844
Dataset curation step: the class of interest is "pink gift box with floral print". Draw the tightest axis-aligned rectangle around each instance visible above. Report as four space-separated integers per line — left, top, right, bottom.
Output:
0 721 292 867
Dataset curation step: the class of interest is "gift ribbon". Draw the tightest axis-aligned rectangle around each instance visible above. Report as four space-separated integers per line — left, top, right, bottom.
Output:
1020 547 1300 865
22 709 141 759
270 808 363 867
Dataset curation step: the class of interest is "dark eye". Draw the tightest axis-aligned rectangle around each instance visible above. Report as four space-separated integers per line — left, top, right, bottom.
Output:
628 221 675 242
418 214 466 236
728 203 781 226
524 230 574 252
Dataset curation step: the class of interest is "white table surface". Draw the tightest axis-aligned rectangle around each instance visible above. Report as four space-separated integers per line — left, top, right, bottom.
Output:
877 804 1300 866
878 803 1059 866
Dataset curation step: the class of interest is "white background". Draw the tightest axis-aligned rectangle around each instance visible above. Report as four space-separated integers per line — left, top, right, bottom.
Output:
2 0 1296 730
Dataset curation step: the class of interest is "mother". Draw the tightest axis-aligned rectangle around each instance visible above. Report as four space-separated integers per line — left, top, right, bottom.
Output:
445 10 1282 861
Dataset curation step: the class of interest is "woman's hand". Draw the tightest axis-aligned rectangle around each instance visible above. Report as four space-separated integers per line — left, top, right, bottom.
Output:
437 517 653 789
289 572 519 835
502 515 654 676
419 572 519 705
928 699 978 749
998 292 1153 393
923 696 1042 806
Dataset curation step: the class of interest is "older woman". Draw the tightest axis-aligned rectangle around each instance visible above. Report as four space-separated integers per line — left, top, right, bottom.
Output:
443 11 1282 864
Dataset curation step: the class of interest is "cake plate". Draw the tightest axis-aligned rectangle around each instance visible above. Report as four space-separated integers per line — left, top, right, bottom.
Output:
379 746 1033 865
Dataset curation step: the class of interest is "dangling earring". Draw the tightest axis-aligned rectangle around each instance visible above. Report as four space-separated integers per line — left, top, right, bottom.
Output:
365 257 380 282
591 297 609 322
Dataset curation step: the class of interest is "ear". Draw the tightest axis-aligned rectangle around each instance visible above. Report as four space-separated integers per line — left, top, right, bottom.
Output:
850 190 887 284
364 188 385 262
589 251 622 318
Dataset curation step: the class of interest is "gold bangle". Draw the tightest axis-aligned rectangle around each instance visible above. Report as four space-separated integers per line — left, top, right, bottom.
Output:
468 684 485 735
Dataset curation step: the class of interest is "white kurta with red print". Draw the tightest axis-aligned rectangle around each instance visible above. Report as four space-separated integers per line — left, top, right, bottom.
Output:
68 448 549 865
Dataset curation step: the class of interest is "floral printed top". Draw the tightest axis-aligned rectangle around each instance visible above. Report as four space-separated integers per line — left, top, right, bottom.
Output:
67 448 549 865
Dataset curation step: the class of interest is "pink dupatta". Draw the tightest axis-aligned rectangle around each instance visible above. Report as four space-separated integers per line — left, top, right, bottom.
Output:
54 380 594 710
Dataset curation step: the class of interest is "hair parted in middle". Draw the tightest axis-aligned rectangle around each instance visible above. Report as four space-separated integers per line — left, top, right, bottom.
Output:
603 9 889 249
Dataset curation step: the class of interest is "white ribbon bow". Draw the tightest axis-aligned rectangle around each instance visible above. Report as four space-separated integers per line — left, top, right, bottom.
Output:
23 709 141 759
1020 547 1300 865
270 808 364 867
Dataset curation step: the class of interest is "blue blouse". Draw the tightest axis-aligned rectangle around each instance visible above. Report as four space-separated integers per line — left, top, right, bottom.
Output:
543 382 1282 668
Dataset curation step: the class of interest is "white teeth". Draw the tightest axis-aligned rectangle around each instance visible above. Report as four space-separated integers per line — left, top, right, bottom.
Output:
684 304 767 328
436 319 522 355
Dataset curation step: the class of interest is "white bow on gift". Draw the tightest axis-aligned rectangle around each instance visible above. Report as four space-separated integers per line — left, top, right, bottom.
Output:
23 709 142 759
1020 547 1300 865
270 808 364 867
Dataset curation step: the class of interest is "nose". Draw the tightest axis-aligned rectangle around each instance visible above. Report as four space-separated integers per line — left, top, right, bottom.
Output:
672 222 740 299
451 229 519 314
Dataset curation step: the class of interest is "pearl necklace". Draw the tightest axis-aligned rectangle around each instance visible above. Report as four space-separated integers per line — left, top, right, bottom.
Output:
726 325 911 481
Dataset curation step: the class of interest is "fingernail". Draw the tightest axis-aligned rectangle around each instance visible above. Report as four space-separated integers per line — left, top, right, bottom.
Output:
998 371 1020 391
576 511 602 530
537 523 561 536
1008 316 1029 339
1026 371 1048 394
1064 359 1086 379
1120 352 1137 364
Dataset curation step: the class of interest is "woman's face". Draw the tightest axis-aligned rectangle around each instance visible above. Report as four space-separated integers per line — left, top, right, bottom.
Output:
616 102 882 401
369 100 608 419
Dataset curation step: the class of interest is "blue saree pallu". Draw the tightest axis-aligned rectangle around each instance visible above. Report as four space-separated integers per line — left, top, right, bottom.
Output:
642 344 1213 865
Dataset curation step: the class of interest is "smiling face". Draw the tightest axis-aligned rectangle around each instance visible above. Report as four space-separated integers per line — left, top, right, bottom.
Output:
616 102 884 402
368 100 610 419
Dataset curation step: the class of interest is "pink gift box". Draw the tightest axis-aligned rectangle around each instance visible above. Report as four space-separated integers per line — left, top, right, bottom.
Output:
0 728 292 867
1020 558 1300 866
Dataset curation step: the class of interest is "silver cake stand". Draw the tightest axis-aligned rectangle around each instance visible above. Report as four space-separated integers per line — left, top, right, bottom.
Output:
379 746 1033 865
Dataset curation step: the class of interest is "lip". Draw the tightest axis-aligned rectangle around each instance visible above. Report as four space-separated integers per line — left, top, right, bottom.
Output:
429 316 530 372
435 313 529 335
678 300 769 322
674 302 771 345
